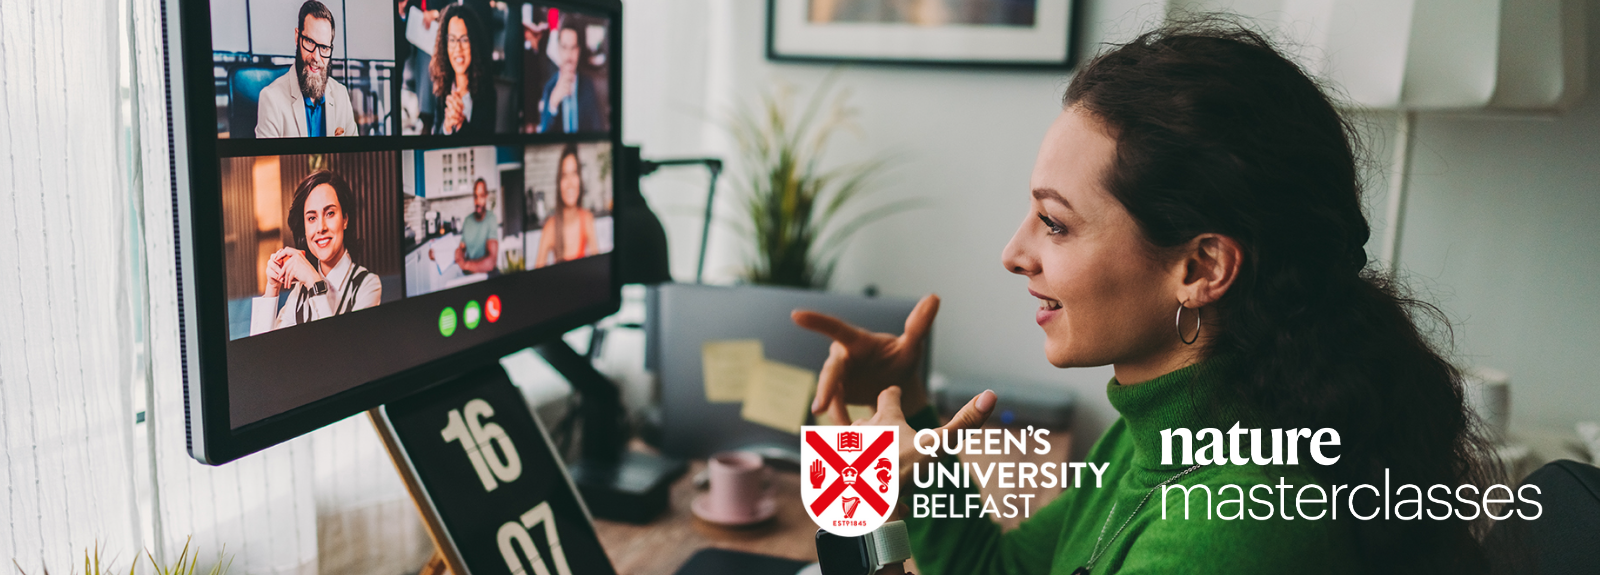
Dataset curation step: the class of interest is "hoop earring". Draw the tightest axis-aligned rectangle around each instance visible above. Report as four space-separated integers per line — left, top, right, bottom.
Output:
1176 303 1201 345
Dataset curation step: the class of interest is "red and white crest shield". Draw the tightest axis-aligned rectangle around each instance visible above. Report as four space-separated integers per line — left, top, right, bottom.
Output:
801 426 899 536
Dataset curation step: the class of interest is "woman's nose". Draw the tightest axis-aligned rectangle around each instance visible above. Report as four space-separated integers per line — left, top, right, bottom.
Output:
1001 216 1039 277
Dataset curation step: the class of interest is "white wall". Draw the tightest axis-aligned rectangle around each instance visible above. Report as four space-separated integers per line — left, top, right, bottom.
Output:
620 0 1600 457
1392 0 1600 432
621 0 1163 458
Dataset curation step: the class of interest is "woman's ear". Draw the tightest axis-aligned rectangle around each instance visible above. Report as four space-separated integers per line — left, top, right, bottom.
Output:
1175 233 1242 306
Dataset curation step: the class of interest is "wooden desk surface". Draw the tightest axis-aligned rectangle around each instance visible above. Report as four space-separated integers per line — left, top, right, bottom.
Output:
594 460 817 575
593 427 1072 575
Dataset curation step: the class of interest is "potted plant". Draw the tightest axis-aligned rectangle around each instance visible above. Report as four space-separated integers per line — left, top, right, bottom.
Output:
13 539 231 575
726 75 915 289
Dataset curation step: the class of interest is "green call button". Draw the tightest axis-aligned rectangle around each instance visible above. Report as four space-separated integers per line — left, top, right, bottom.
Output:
464 300 482 330
439 307 458 337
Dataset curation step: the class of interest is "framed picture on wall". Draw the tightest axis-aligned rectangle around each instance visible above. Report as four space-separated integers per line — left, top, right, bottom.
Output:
767 0 1077 68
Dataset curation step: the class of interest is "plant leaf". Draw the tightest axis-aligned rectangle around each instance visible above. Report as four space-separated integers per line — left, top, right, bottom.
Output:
721 70 909 288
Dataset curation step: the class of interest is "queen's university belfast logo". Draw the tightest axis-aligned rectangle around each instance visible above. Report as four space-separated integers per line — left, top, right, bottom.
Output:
801 426 899 536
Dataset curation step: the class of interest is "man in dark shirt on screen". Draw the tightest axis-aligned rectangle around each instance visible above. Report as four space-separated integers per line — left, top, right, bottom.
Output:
536 20 604 134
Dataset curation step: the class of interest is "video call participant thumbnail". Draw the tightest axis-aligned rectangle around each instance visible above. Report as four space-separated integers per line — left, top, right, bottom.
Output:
256 0 360 138
534 144 598 267
536 19 604 134
252 170 382 335
454 178 499 273
431 4 497 136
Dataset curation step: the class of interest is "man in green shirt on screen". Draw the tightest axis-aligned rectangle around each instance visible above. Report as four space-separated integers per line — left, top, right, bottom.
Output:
456 178 499 274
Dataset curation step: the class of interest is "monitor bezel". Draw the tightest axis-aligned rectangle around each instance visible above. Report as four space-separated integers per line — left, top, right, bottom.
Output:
165 0 627 465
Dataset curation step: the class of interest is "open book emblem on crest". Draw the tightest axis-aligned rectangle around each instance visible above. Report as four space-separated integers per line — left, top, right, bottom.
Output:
838 430 863 452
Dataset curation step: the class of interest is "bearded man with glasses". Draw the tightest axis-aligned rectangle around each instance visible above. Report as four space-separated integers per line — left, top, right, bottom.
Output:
256 0 360 138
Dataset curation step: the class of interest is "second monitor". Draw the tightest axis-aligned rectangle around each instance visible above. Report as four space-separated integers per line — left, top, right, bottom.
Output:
647 283 923 460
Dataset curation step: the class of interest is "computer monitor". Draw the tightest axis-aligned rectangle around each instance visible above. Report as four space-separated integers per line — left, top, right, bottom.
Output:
646 283 923 459
165 0 624 464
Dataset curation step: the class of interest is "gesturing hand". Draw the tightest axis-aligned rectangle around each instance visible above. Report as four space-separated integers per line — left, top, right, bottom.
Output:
443 91 466 134
270 248 322 293
857 386 996 489
809 459 826 489
548 71 576 110
791 294 940 426
264 248 289 297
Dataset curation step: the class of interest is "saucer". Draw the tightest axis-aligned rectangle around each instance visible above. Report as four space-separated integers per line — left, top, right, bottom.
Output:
691 491 779 527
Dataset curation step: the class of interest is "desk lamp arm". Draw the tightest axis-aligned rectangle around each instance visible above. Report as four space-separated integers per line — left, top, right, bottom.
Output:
640 158 723 284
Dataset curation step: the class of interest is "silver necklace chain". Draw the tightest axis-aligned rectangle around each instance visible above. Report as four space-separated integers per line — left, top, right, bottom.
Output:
1080 464 1205 572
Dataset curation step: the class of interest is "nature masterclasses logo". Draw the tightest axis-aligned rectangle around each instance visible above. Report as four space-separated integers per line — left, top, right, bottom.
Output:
802 426 899 536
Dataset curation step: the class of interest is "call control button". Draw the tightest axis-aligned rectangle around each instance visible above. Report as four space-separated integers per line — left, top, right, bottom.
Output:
465 300 482 330
485 294 501 323
439 307 458 337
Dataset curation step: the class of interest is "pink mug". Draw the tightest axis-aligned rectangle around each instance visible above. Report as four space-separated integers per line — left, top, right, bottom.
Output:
706 450 772 520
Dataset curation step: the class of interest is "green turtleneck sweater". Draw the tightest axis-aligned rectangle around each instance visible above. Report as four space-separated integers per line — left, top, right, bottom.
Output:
903 358 1360 574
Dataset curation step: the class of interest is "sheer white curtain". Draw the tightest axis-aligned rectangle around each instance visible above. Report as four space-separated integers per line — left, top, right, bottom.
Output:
1 0 433 572
0 0 144 568
310 416 434 575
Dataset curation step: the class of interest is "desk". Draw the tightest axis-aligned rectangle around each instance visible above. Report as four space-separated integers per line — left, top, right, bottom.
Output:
592 427 1072 575
594 460 816 575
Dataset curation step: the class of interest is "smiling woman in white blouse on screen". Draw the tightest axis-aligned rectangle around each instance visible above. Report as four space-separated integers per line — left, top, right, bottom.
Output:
251 170 382 335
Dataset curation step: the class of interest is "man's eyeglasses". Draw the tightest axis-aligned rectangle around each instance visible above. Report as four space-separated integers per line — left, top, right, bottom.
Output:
299 33 334 58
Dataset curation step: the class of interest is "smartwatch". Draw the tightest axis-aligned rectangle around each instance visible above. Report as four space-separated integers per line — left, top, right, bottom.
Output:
815 521 912 575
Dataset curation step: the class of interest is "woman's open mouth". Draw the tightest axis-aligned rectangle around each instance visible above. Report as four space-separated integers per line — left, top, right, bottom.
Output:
313 236 332 250
1031 289 1061 325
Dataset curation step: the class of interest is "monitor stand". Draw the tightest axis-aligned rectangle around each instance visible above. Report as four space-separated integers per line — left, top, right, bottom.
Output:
536 339 687 524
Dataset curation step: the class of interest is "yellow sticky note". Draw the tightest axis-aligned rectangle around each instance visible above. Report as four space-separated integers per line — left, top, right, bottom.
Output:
701 339 764 402
741 360 817 434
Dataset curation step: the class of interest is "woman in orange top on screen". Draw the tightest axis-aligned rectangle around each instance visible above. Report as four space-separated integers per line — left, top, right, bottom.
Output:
534 144 597 268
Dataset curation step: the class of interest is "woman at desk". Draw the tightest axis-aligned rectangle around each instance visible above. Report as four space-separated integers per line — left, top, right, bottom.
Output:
533 144 597 268
251 170 382 335
793 22 1502 575
430 4 497 136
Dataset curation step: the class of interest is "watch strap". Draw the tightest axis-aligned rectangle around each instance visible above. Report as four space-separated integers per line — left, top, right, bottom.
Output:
869 520 911 568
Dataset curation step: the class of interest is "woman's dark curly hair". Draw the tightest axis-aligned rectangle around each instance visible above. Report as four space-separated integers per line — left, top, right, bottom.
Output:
430 4 488 99
1065 18 1501 573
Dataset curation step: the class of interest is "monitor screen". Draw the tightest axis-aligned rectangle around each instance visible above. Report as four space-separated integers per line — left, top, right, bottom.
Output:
168 0 623 464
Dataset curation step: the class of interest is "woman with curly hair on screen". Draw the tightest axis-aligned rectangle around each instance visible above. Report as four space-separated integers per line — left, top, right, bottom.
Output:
430 4 497 135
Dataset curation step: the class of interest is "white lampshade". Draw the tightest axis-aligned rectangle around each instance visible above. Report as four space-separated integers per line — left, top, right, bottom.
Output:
1172 0 1588 111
